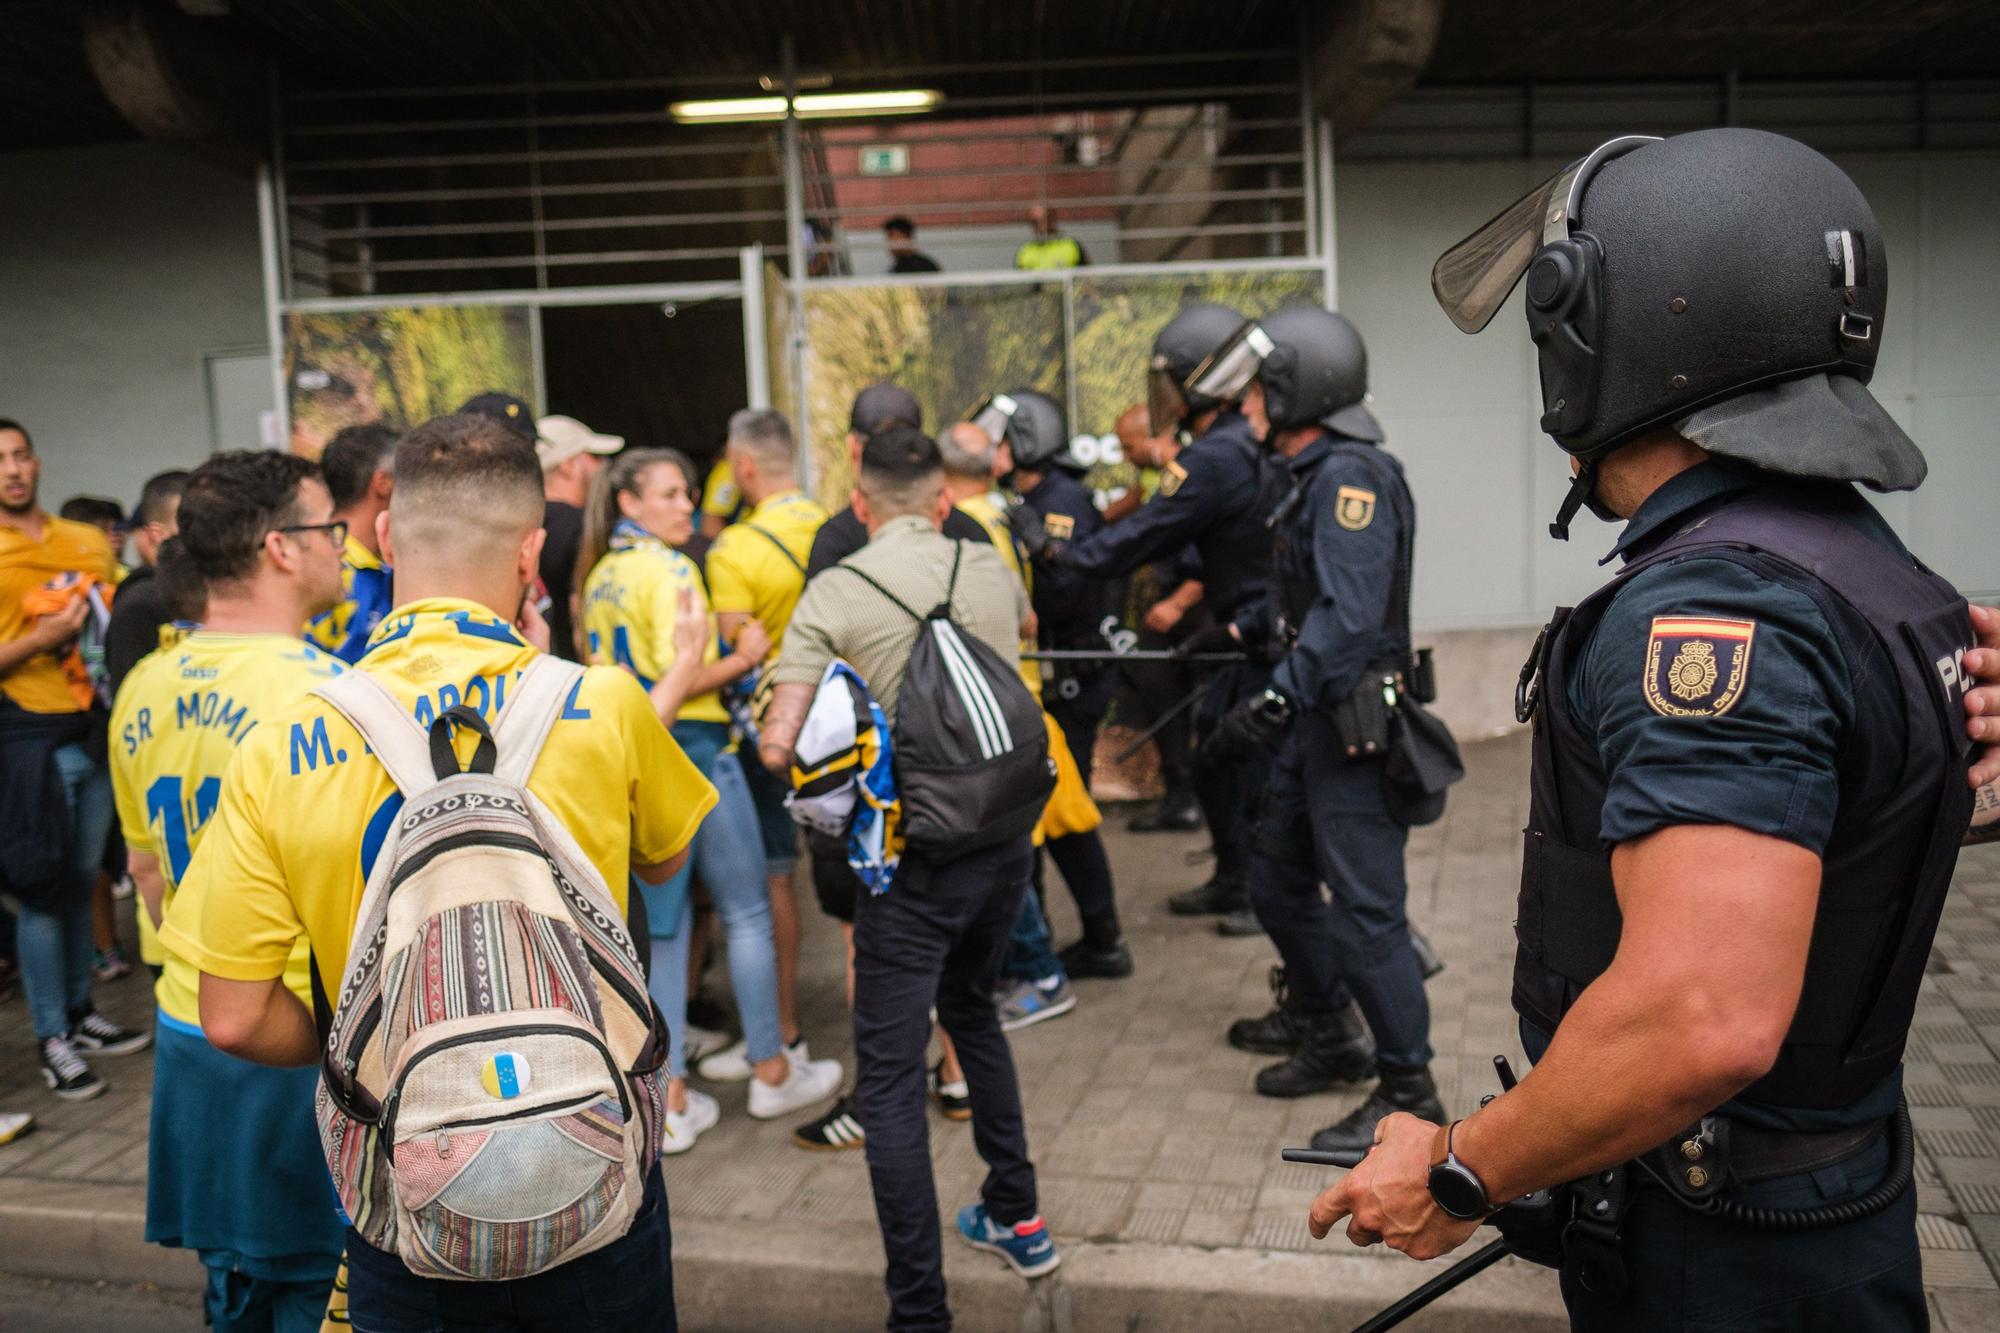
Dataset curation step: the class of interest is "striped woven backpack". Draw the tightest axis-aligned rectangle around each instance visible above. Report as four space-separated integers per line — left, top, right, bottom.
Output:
310 656 668 1281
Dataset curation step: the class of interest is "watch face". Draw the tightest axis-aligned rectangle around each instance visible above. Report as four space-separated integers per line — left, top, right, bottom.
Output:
1428 1163 1487 1220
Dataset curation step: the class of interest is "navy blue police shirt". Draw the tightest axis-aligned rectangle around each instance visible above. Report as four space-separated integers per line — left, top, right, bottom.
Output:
1016 468 1106 649
1267 434 1410 711
1563 459 1910 1130
1057 410 1278 618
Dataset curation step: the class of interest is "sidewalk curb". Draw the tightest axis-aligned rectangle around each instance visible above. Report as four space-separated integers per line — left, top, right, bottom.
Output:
0 1185 1568 1330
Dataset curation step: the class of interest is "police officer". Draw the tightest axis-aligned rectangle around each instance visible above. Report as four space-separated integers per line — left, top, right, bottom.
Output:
1309 129 1980 1331
1189 307 1442 1151
972 389 1117 778
1034 304 1287 926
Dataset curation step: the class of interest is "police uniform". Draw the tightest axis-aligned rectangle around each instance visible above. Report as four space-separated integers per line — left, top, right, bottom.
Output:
1252 433 1431 1077
1015 467 1112 780
1513 460 1968 1329
1056 408 1285 883
1413 128 1976 1329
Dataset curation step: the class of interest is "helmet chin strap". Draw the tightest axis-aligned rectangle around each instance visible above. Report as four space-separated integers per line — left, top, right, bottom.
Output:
1549 460 1599 541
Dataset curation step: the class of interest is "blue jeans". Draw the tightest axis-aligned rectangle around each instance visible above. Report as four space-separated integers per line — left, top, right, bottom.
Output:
642 723 780 1078
19 742 112 1040
1000 886 1062 985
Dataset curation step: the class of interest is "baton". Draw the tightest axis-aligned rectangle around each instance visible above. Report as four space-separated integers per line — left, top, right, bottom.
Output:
1111 677 1212 765
1349 1239 1511 1333
1022 648 1247 664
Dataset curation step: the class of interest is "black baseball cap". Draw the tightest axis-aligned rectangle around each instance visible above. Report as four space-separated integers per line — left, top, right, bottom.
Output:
457 392 537 444
849 383 923 438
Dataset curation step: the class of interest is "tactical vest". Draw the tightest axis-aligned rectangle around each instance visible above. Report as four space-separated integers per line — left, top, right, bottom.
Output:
1515 488 1973 1109
1271 439 1412 674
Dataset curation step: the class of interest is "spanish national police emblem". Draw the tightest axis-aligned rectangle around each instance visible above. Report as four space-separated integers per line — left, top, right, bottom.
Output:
1044 513 1075 541
1644 616 1756 718
1335 485 1376 531
1159 460 1188 498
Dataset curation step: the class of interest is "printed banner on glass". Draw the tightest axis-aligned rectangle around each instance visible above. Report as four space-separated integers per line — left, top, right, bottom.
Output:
284 305 537 458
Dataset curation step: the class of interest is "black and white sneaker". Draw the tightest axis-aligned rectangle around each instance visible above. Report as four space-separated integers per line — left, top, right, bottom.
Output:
793 1095 865 1151
69 1010 151 1056
40 1037 106 1102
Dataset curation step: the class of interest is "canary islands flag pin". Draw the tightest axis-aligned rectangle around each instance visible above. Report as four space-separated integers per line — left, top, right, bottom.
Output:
480 1051 532 1100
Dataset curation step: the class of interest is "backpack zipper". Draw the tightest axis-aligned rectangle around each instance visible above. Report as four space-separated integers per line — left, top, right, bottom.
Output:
381 1022 626 1146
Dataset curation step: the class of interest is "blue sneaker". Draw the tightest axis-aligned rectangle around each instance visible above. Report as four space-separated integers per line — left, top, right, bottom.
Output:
955 1202 1061 1278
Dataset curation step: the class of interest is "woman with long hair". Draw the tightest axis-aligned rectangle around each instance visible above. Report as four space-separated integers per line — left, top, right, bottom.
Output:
577 447 840 1150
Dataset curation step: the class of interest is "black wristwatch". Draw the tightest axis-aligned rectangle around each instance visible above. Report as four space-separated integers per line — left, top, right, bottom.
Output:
1427 1120 1492 1221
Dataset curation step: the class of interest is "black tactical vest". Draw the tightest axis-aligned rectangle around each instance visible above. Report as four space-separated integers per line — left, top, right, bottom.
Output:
1271 439 1412 672
1515 488 1974 1109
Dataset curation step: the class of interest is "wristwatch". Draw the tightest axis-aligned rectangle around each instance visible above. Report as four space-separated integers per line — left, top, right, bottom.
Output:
1427 1120 1493 1220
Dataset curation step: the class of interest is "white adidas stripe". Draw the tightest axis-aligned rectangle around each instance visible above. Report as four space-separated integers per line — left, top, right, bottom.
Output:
931 620 1012 759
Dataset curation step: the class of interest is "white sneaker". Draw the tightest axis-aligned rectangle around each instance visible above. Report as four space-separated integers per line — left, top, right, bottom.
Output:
747 1048 844 1120
0 1110 33 1146
662 1087 720 1155
685 1024 731 1065
696 1037 753 1082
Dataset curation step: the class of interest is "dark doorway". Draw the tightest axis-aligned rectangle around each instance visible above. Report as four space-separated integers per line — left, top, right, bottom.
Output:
539 299 748 475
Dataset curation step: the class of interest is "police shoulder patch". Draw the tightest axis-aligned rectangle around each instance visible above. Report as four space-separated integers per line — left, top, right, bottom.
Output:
1159 461 1188 498
1643 616 1756 718
1044 512 1075 540
1335 485 1376 531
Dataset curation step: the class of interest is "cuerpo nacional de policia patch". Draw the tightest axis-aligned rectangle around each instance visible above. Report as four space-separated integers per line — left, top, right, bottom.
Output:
1644 616 1756 718
1335 485 1376 531
1159 460 1188 498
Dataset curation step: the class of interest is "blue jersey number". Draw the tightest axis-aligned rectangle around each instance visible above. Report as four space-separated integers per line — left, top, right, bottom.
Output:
144 774 223 883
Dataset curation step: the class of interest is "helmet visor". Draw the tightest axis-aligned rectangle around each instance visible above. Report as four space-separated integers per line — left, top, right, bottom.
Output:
1184 321 1276 406
1430 135 1661 334
967 393 1018 446
1146 359 1188 438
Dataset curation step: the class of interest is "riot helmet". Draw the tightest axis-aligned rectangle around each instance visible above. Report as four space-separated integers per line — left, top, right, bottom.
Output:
1432 127 1924 538
1146 302 1247 435
967 389 1069 471
1184 306 1382 442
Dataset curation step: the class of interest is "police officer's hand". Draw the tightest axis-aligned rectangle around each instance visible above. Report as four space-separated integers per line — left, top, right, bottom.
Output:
1967 603 2000 791
1205 688 1290 761
1003 500 1051 560
1307 1112 1482 1261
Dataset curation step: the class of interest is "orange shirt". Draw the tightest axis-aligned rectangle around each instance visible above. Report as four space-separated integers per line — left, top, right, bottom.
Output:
0 515 115 714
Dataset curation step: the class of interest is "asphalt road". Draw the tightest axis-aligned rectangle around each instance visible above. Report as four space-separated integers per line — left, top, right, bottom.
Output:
0 1275 202 1330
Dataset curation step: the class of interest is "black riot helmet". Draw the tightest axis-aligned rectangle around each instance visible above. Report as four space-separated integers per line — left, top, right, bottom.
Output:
967 389 1068 471
1432 128 1924 539
1184 306 1383 442
1146 302 1247 435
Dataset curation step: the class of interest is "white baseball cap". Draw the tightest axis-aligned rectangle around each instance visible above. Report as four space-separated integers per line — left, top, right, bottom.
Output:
535 415 623 471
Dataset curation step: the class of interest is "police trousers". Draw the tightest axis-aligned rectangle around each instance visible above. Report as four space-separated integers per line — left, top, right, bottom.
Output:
1249 715 1431 1068
1563 1133 1925 1332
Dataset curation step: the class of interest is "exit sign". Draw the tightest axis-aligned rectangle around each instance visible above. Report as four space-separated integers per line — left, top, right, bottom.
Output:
859 145 909 176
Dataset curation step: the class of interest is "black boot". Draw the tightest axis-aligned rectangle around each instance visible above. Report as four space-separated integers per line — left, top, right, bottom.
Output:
1216 906 1263 937
1254 1006 1376 1099
1229 966 1312 1055
1307 1064 1446 1156
1168 871 1247 916
1058 937 1134 979
1130 791 1202 833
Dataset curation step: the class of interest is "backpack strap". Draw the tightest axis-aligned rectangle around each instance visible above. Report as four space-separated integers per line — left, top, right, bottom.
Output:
311 670 437 798
491 655 587 786
834 540 965 623
744 523 807 574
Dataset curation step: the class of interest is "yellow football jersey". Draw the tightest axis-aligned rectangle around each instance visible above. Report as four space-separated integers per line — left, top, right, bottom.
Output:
579 533 730 724
704 490 829 655
700 456 744 523
956 492 1041 694
160 598 716 1002
301 534 392 664
110 631 346 1025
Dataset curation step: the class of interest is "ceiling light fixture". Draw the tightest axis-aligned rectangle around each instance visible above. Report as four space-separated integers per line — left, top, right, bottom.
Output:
669 89 944 124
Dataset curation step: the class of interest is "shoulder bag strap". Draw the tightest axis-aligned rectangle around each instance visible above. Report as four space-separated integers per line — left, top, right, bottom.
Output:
745 523 807 574
491 655 588 786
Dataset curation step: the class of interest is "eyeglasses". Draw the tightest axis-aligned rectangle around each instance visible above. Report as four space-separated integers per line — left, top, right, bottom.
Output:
277 519 349 546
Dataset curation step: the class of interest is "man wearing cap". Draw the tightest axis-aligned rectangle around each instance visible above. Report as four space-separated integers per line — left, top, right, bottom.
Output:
804 384 994 578
535 414 623 664
302 423 398 664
